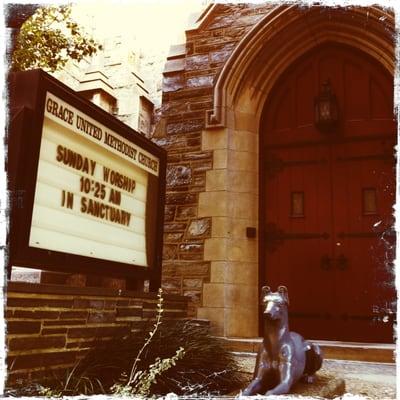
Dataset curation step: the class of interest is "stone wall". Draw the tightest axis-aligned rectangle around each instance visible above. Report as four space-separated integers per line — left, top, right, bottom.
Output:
6 282 188 384
157 4 272 317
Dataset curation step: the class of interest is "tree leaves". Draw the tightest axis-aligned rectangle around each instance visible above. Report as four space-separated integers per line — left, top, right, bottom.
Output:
12 5 101 72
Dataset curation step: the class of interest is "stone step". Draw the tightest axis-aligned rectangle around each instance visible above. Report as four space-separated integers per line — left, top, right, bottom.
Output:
219 337 395 363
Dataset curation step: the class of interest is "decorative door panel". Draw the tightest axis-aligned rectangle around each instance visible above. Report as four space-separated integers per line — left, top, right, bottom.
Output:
264 145 334 340
261 44 396 342
331 139 396 341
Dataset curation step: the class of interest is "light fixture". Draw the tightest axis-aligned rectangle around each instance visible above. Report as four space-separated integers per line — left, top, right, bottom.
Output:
314 79 338 132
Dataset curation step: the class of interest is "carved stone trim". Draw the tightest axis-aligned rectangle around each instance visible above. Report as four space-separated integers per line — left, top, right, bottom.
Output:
206 5 394 128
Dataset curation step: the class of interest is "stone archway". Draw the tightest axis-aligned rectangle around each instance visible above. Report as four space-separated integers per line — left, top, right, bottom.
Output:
197 5 395 338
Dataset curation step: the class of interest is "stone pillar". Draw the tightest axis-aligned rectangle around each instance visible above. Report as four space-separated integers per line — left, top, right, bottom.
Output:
197 122 259 337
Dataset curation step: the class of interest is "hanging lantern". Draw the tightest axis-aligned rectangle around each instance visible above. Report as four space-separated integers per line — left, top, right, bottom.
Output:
314 79 338 132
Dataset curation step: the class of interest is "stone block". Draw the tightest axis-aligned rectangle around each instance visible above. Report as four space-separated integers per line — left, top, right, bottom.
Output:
225 306 258 337
41 327 68 335
164 205 176 222
166 119 204 135
101 278 125 290
167 43 186 59
176 205 197 220
202 283 225 307
202 128 228 150
88 300 104 309
228 192 258 220
59 311 88 320
192 173 206 188
228 149 258 172
225 283 258 308
183 278 203 290
164 58 185 74
164 222 187 232
226 261 258 286
116 299 130 306
162 277 182 294
7 321 41 334
210 261 228 283
210 47 234 63
211 216 230 238
8 351 78 370
179 252 204 261
191 159 213 173
187 75 214 88
213 149 228 169
227 238 258 262
206 169 228 191
186 54 209 70
229 129 258 151
87 311 116 324
72 298 90 308
12 310 60 320
187 136 201 148
163 244 178 260
68 325 128 339
187 218 211 237
167 165 192 187
183 290 202 305
204 237 228 261
199 191 228 217
163 74 185 92
179 242 204 253
9 335 66 351
166 86 212 102
210 261 258 286
190 99 213 111
197 307 225 336
182 151 212 161
228 170 258 193
103 300 118 310
154 134 187 151
235 111 258 132
165 192 197 205
164 232 184 243
163 261 208 277
7 297 74 308
10 267 41 283
44 319 86 326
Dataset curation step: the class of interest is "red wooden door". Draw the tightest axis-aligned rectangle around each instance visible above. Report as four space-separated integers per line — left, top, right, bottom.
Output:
261 45 396 342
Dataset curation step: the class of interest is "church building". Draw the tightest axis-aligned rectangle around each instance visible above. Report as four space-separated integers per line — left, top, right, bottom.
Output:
156 3 396 343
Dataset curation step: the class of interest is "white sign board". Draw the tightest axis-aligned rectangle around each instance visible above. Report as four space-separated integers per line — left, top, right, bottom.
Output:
28 92 160 266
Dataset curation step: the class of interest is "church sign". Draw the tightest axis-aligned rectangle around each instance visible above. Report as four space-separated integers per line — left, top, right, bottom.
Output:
8 70 166 285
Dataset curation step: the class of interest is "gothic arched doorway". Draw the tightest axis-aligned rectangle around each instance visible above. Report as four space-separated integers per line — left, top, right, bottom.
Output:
260 44 396 343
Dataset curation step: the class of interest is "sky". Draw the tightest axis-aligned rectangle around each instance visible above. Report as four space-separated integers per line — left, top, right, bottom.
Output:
72 0 207 54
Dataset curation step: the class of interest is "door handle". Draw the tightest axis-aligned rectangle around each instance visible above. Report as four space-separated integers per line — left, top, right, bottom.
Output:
321 255 332 270
336 254 349 270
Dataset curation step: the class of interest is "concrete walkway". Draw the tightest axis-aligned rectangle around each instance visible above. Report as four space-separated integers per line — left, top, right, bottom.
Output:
233 354 396 399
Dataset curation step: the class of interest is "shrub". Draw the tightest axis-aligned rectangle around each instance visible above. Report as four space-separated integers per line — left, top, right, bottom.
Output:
6 290 244 397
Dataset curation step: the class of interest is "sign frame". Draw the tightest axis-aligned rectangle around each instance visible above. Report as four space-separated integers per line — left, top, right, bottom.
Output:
8 69 166 287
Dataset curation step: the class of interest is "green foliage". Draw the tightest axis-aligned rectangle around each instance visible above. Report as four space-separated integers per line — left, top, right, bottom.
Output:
112 347 185 397
12 5 101 72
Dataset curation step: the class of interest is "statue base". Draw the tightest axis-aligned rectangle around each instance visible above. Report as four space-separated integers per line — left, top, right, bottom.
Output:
233 372 345 399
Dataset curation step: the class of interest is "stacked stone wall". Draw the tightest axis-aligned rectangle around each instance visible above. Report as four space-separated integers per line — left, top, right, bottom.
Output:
6 282 188 384
157 3 272 316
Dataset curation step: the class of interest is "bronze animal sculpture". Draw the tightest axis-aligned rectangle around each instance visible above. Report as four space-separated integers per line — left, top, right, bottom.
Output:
243 286 323 396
